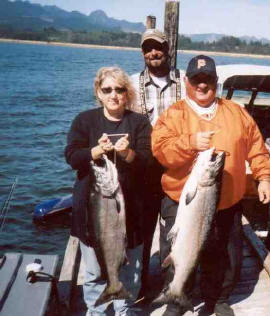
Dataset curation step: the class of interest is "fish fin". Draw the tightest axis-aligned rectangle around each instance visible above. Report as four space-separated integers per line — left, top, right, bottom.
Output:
162 254 173 268
167 225 178 242
185 186 197 205
94 283 131 306
123 254 130 265
115 195 121 213
151 288 170 305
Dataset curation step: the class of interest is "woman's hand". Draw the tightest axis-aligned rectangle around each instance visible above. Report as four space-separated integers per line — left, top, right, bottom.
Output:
114 134 129 158
98 133 114 152
91 133 114 160
114 135 136 163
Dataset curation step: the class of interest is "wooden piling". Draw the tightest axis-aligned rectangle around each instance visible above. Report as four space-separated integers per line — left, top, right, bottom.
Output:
58 236 80 309
146 15 156 29
164 0 180 69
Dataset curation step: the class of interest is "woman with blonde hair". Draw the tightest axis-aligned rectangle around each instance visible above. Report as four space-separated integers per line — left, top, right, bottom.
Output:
65 66 151 315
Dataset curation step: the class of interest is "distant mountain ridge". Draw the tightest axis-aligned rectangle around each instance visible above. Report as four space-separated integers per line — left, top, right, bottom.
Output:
184 33 270 45
0 0 269 44
88 10 145 33
0 0 145 33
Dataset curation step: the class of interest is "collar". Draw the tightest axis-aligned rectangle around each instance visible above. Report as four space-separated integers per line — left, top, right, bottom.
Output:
144 67 177 86
186 96 217 112
185 96 218 120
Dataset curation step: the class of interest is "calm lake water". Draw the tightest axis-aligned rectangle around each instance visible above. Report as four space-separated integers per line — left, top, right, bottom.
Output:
0 41 270 261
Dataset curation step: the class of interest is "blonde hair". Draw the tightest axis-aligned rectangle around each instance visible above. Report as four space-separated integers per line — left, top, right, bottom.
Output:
94 66 135 108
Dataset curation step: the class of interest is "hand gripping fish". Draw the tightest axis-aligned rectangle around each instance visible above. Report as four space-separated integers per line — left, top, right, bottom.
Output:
154 148 225 309
88 155 131 306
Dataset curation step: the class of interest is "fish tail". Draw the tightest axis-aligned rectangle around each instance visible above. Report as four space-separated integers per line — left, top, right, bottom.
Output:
152 289 193 312
177 294 193 312
94 282 131 306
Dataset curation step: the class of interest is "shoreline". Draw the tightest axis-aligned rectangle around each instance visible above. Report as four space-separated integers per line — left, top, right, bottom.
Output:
1 38 270 59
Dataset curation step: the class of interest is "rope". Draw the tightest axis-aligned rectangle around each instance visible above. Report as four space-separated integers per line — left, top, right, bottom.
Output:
0 177 18 232
26 271 61 313
113 149 117 165
139 70 149 119
175 68 181 101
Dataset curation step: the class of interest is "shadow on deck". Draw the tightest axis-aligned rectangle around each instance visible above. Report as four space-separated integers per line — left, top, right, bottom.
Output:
59 215 270 316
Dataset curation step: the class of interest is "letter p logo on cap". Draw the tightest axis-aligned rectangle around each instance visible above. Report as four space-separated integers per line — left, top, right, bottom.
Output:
197 59 206 69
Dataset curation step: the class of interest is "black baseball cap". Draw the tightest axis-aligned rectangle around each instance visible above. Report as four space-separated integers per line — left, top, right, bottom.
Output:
186 55 217 79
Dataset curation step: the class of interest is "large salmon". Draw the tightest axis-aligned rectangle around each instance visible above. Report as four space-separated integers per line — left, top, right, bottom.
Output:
88 154 131 306
155 147 225 308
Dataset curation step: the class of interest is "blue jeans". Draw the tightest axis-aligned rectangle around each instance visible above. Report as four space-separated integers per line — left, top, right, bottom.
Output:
80 241 143 316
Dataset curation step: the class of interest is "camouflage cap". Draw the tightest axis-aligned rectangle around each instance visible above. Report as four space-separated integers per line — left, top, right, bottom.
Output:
141 29 168 46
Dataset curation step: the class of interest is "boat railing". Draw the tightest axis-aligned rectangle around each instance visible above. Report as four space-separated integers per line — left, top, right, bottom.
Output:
242 215 270 278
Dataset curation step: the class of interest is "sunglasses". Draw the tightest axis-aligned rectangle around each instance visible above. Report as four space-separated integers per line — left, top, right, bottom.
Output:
189 76 217 85
101 87 127 94
142 42 166 54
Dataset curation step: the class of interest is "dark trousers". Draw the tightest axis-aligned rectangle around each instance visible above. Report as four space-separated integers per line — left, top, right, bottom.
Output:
140 160 164 292
160 195 243 305
141 191 162 291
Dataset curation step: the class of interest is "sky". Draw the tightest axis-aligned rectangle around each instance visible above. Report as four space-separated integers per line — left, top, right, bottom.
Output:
27 0 270 40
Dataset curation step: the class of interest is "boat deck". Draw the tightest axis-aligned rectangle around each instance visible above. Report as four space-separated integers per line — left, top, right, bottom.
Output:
58 215 270 316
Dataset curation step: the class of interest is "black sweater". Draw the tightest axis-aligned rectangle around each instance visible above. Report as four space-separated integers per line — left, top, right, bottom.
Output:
65 107 152 247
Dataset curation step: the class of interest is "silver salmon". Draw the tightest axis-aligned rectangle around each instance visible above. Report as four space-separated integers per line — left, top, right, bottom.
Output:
155 147 225 308
88 155 131 306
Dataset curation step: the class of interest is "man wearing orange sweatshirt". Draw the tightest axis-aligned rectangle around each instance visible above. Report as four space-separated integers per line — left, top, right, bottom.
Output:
152 55 270 316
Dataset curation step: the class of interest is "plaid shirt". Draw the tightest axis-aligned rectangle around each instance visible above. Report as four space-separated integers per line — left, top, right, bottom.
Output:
130 67 185 125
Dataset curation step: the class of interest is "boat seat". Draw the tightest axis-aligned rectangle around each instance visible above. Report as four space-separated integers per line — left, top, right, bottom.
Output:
0 252 58 316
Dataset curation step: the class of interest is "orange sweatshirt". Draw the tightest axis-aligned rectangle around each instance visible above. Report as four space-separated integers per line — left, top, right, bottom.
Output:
152 98 270 210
